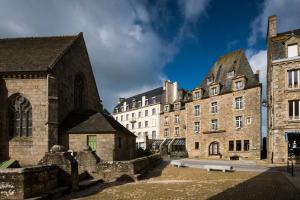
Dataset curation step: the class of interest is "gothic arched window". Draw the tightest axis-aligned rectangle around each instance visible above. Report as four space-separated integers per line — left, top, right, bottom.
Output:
74 73 85 110
209 141 219 155
9 95 32 137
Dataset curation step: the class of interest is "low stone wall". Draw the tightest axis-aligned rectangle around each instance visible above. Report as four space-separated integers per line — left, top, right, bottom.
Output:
96 153 161 181
0 165 58 200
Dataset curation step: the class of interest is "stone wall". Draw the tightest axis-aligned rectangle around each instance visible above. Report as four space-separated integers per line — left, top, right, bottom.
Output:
65 132 136 161
186 86 261 160
268 36 300 163
95 153 161 181
0 77 48 165
0 165 58 200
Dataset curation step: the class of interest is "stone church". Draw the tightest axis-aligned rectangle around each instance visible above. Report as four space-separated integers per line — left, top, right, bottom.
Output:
0 33 136 166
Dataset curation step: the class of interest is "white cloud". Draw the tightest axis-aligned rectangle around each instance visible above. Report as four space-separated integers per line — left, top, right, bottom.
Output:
248 0 300 46
179 0 211 20
0 0 211 111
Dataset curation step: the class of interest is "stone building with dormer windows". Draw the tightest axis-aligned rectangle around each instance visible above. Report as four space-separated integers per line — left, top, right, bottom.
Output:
267 15 300 163
186 49 262 160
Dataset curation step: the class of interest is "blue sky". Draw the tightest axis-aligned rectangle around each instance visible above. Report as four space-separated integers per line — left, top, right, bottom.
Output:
1 0 300 134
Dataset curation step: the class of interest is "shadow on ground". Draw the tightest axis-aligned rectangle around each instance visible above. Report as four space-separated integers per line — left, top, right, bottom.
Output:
208 166 300 200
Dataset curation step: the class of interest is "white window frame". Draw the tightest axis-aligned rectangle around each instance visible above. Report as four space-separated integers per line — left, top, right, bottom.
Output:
289 100 300 120
235 97 243 109
288 69 300 89
235 81 243 90
211 102 218 113
211 119 218 131
210 87 218 96
194 105 200 116
175 127 180 136
194 122 200 133
288 44 298 58
194 91 201 99
175 115 180 124
235 116 243 128
164 116 169 125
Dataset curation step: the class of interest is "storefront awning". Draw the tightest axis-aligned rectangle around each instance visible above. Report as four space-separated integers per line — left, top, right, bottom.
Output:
151 139 163 146
164 139 172 146
172 138 185 146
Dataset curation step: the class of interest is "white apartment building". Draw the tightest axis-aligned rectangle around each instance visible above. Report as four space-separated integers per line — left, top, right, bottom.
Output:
113 87 163 149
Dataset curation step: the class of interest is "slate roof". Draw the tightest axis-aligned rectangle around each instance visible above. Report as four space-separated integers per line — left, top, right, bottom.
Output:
198 49 260 98
59 110 136 137
270 28 300 60
114 87 164 113
0 33 81 73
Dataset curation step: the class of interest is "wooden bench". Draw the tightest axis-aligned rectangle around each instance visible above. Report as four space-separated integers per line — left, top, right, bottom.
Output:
204 165 233 172
170 160 184 168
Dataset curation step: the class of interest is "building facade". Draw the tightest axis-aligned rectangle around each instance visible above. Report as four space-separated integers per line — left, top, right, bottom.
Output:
159 81 190 157
0 33 135 166
113 87 163 149
186 49 262 160
267 16 300 163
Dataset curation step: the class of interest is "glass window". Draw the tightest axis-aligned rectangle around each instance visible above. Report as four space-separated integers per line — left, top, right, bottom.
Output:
164 116 169 125
194 91 201 99
152 131 156 139
145 121 148 127
289 100 300 119
138 122 141 128
244 140 250 151
145 110 148 116
175 127 180 136
235 97 243 109
209 142 219 155
145 99 149 105
235 81 243 90
236 116 243 128
195 142 199 150
288 69 300 88
288 44 298 58
211 102 218 113
236 140 241 151
229 141 234 151
194 122 200 133
227 71 235 78
152 97 156 104
194 105 200 116
152 108 156 115
211 119 218 131
164 128 168 137
121 115 123 121
210 87 218 95
9 95 32 137
138 111 141 118
175 115 180 124
164 105 169 112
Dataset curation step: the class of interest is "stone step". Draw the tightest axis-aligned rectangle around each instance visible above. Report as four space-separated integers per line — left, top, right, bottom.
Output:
78 178 103 190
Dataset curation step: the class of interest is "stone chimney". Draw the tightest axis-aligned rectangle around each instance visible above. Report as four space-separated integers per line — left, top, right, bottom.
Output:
255 70 260 82
267 15 277 38
118 97 125 104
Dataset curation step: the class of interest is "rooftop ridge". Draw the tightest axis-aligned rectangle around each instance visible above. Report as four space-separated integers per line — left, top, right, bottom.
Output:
0 33 81 41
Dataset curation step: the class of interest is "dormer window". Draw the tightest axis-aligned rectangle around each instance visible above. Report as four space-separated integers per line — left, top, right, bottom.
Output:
174 102 181 110
145 99 149 106
164 105 170 112
210 87 218 96
194 91 201 100
138 101 142 107
235 81 244 90
152 97 156 104
288 44 298 58
126 105 129 111
207 76 213 85
227 71 235 78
